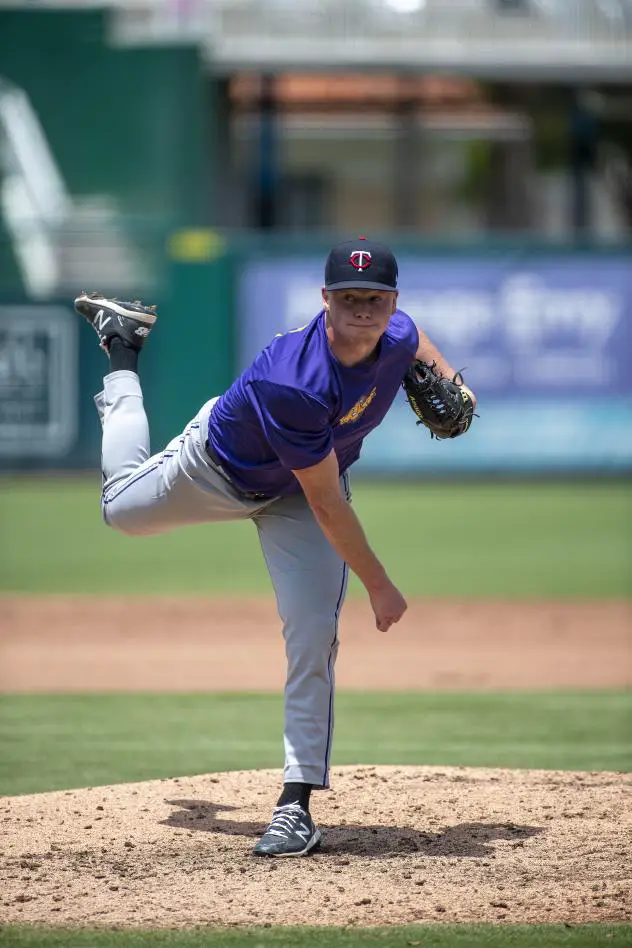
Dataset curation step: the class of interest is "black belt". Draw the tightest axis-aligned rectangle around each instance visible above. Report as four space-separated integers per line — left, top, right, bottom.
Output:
204 441 270 501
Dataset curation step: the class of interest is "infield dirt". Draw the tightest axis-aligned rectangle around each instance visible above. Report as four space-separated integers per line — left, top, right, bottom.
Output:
1 766 631 927
0 595 630 928
1 596 630 691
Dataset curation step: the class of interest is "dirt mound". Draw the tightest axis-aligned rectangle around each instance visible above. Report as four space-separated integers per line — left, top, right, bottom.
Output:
1 766 630 928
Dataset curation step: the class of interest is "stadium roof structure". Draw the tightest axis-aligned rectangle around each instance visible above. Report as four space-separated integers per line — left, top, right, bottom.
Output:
107 0 632 82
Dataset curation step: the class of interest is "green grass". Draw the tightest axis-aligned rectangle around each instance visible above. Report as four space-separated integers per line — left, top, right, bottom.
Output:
1 482 629 944
1 691 629 797
0 478 630 597
0 925 630 948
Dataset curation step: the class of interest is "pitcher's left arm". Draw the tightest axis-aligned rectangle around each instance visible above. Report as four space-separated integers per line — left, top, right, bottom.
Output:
415 327 477 409
403 327 477 440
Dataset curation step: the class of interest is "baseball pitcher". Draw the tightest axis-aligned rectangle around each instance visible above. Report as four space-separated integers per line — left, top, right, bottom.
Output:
75 238 476 857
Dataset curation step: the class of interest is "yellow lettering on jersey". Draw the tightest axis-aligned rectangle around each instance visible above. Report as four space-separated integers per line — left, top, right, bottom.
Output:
337 387 377 426
274 324 308 338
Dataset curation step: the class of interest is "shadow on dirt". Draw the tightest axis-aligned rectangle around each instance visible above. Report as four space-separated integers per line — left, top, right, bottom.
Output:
161 799 544 858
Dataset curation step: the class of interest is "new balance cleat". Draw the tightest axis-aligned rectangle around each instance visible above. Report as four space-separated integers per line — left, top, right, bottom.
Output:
74 292 157 352
253 802 322 857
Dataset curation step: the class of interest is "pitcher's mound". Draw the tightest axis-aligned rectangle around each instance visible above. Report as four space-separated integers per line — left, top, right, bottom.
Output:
1 766 630 928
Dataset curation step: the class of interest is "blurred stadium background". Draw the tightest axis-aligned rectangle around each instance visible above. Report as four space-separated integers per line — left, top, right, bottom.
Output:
0 0 631 473
1 7 631 943
0 0 631 788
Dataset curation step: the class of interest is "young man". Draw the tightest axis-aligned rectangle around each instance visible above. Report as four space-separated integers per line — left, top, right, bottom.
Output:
75 238 473 857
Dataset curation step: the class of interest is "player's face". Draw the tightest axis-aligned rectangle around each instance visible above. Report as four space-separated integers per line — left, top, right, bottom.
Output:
322 288 398 344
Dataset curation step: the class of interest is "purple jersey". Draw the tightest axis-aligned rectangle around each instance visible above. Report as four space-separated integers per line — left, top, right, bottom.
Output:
207 309 419 497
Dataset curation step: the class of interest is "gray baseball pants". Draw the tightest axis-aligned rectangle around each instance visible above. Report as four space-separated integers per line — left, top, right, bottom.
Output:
96 370 349 789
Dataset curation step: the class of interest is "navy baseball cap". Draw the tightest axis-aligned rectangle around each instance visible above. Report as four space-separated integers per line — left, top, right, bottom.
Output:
325 237 398 292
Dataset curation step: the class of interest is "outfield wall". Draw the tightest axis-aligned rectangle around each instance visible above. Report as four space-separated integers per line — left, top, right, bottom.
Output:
237 247 632 474
1 237 631 473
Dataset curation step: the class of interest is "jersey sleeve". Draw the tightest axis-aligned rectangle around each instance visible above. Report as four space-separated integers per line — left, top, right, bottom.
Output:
248 380 333 470
390 310 420 357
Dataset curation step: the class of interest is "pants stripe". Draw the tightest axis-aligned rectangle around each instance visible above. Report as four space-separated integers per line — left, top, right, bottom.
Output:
321 471 351 785
103 461 160 506
322 560 348 787
103 422 200 505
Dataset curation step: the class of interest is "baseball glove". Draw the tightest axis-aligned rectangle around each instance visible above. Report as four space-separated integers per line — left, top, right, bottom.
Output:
402 360 475 440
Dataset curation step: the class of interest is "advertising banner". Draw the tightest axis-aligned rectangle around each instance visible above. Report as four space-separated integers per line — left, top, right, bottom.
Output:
0 305 78 459
238 254 632 472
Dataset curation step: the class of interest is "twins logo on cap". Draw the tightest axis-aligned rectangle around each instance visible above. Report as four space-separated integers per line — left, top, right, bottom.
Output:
325 238 398 291
350 250 372 271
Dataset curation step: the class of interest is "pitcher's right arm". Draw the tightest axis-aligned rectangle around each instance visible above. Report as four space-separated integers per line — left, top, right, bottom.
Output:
293 451 407 633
